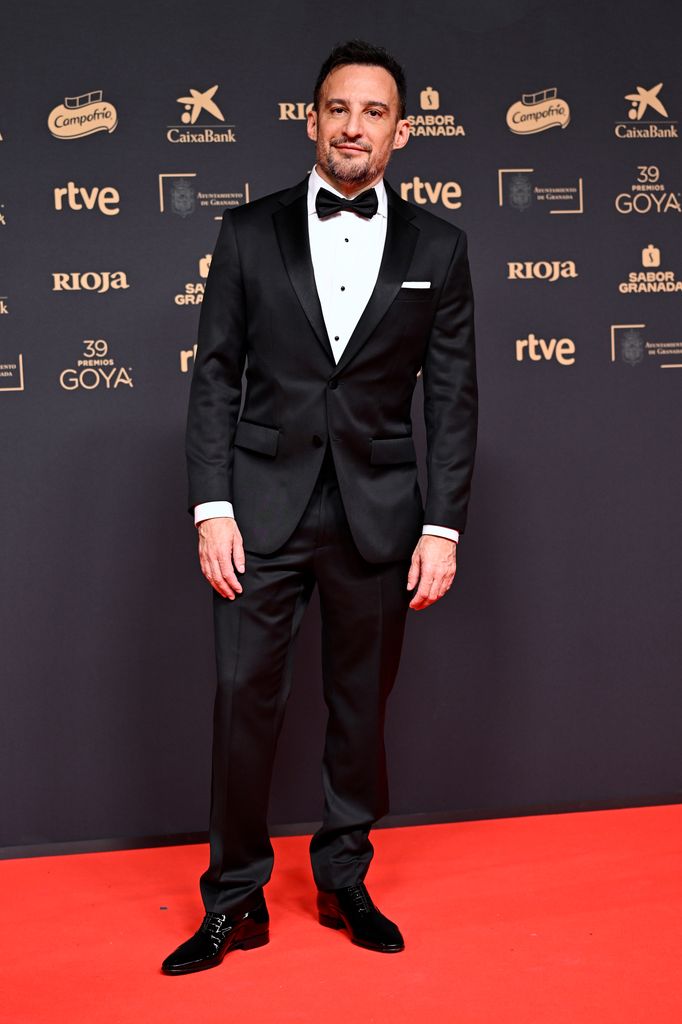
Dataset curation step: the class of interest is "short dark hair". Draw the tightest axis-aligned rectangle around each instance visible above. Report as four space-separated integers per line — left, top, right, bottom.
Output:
313 40 407 120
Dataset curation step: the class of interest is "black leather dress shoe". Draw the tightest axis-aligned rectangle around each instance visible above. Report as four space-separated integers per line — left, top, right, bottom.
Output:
317 882 405 953
161 899 269 975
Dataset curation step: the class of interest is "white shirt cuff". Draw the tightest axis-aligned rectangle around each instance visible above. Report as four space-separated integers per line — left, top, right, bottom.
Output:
194 500 235 526
422 524 459 543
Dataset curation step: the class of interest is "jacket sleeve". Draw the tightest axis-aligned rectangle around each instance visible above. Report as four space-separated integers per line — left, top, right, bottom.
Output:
421 228 478 534
185 209 247 514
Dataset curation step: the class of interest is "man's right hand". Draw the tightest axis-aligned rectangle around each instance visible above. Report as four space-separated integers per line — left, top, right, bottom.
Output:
196 517 245 599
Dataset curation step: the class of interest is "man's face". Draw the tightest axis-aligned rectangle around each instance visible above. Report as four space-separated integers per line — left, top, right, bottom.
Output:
307 63 410 192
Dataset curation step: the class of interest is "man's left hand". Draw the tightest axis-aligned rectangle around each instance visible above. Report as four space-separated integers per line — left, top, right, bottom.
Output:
407 535 457 610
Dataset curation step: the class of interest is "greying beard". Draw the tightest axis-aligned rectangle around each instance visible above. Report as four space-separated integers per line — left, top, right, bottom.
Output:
323 145 378 187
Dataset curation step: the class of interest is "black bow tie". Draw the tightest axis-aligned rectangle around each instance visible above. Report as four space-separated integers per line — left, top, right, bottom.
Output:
315 186 379 220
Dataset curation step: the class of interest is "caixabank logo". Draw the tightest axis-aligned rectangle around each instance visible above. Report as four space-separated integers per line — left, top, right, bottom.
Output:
158 173 250 219
48 90 118 139
59 338 133 391
615 165 680 215
506 87 570 135
407 86 465 138
611 323 682 370
499 168 584 215
165 85 236 143
618 245 682 294
615 83 678 140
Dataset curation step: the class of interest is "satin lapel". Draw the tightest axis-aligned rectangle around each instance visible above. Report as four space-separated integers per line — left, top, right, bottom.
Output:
334 183 420 376
273 180 335 363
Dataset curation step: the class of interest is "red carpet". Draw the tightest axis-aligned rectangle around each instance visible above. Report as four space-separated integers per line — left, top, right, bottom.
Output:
2 805 682 1023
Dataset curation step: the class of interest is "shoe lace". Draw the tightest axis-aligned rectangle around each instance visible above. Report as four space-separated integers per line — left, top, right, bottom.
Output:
203 912 228 937
347 885 372 915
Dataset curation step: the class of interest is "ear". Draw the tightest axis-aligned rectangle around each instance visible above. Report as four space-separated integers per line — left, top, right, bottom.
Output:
307 108 318 142
392 118 411 152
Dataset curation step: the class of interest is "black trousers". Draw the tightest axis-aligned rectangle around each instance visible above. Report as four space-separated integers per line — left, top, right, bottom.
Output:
199 445 413 915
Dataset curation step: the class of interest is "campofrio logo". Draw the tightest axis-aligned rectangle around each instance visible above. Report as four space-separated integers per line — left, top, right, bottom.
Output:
506 87 570 135
48 90 118 139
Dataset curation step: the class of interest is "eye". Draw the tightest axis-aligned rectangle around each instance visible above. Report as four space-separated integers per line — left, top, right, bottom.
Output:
367 109 383 119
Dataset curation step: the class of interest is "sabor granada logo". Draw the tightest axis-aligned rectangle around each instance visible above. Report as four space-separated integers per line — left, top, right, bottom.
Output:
407 85 465 138
174 254 211 305
52 271 129 293
506 87 570 135
48 90 118 139
618 245 682 294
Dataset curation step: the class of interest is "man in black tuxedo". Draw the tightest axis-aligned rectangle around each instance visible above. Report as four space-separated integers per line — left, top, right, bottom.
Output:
162 39 477 975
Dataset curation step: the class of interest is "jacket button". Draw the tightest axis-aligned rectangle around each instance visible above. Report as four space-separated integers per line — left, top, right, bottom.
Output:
328 379 338 390
312 434 323 447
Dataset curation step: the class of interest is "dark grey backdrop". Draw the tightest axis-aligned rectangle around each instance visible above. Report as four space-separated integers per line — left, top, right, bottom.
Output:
2 0 681 855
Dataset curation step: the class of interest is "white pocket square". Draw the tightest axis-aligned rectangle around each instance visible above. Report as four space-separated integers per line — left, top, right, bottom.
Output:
401 281 431 288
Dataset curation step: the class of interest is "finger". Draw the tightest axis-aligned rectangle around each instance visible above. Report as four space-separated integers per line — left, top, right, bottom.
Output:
233 534 246 574
217 552 242 594
406 553 421 590
206 558 235 599
409 575 434 610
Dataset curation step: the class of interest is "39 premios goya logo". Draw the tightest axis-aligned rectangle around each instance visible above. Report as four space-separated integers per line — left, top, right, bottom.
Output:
165 84 236 143
158 174 250 219
615 166 680 215
618 245 682 294
59 339 133 391
611 324 682 370
48 90 118 139
506 87 570 135
615 83 677 140
174 254 211 305
499 168 583 215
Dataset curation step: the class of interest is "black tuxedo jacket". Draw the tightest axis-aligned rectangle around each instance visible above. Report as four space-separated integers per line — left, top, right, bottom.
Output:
185 174 478 564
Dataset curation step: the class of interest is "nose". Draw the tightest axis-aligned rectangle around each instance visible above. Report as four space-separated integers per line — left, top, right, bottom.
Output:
343 111 363 138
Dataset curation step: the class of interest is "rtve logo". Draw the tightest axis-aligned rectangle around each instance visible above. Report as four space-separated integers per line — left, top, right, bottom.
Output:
507 260 578 281
400 177 462 209
278 102 313 120
515 333 575 365
54 182 120 215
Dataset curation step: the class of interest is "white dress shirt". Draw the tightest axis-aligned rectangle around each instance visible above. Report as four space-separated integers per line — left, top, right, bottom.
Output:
194 165 459 545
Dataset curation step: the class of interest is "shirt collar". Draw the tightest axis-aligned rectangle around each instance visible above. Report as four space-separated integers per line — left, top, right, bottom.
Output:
307 164 387 218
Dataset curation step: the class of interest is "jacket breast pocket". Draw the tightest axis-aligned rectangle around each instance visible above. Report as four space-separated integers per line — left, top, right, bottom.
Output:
370 436 417 465
395 287 434 303
234 420 280 457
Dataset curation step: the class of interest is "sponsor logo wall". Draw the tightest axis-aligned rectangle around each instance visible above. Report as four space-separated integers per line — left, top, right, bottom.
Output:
2 0 681 852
